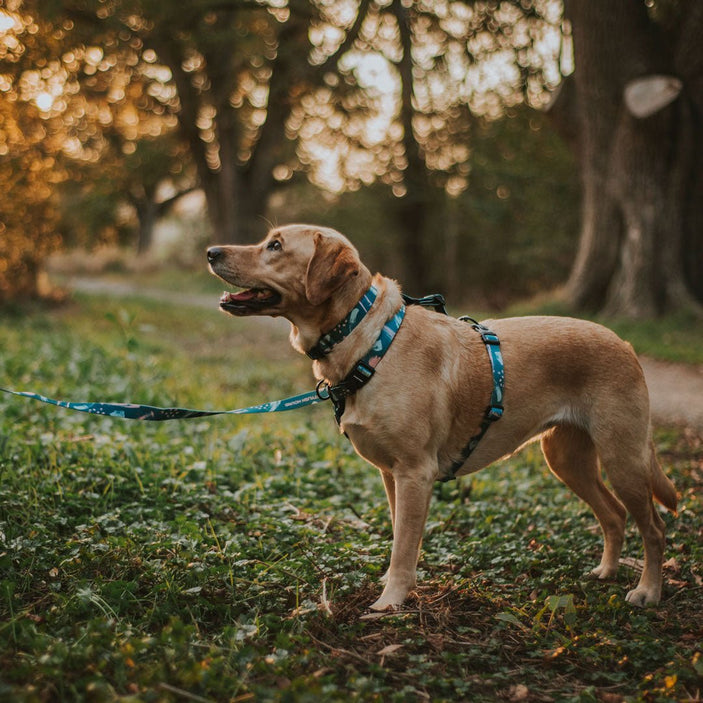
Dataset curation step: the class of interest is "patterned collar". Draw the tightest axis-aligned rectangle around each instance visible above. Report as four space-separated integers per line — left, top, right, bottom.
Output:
306 284 379 360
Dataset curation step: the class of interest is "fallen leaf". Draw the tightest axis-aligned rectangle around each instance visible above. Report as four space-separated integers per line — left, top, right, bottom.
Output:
508 683 529 701
377 644 403 656
599 693 624 703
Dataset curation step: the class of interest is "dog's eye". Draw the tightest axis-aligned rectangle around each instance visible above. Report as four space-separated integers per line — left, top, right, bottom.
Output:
266 239 282 252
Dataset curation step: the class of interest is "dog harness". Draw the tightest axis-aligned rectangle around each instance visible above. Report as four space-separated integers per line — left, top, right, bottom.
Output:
442 316 504 481
311 291 505 481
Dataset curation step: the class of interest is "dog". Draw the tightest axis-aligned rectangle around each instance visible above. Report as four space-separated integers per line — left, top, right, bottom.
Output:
207 224 677 611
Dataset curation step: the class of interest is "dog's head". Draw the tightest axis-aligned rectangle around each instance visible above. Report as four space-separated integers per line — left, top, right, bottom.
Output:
207 224 364 319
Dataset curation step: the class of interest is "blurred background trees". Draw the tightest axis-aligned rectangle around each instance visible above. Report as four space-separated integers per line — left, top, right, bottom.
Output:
556 0 703 317
1 0 701 317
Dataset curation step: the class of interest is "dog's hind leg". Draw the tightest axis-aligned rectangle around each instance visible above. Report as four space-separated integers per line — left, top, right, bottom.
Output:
597 439 669 606
541 424 626 580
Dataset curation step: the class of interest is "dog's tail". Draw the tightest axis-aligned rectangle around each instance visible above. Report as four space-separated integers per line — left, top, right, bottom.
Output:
650 441 678 514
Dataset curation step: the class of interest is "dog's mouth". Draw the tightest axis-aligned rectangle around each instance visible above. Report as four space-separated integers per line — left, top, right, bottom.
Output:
219 287 282 315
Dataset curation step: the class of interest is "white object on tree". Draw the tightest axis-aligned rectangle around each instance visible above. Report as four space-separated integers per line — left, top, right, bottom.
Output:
624 75 683 118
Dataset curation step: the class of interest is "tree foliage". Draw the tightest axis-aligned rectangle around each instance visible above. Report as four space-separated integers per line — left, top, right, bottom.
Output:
0 4 63 301
7 0 696 317
2 0 571 302
0 0 191 301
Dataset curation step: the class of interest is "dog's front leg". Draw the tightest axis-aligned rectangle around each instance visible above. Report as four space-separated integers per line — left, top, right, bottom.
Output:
379 471 396 586
370 467 434 611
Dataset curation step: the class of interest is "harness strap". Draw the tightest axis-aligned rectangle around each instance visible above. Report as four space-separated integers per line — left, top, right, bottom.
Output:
401 293 447 315
440 317 505 482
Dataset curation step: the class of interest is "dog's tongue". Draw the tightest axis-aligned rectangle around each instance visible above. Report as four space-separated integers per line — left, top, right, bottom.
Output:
232 290 257 301
221 290 256 304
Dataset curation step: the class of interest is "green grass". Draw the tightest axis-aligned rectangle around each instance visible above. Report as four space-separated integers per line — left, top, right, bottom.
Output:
0 293 701 702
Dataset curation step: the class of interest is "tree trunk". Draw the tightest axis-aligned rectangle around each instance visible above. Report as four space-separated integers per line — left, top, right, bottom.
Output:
150 4 371 247
136 200 158 255
562 0 703 317
392 0 434 293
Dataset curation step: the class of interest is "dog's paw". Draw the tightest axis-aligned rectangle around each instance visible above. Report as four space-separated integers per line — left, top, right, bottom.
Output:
360 606 400 621
369 596 403 612
589 563 618 580
625 586 660 607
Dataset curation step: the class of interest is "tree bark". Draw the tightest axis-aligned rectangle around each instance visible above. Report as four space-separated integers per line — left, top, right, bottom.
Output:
391 0 434 293
562 0 703 317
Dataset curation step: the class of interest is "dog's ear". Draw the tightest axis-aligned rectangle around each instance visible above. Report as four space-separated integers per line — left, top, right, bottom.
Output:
305 232 360 306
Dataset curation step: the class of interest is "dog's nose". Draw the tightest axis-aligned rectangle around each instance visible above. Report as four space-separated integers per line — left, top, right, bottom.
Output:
207 247 224 264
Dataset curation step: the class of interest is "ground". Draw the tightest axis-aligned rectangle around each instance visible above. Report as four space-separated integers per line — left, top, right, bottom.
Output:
639 357 703 431
1 277 701 702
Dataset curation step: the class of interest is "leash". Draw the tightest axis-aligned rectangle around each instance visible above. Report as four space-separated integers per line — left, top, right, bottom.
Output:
1 290 504 483
0 297 406 424
0 386 326 421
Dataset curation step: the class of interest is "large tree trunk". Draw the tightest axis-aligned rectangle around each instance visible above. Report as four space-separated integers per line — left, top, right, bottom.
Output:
392 0 434 293
562 0 703 317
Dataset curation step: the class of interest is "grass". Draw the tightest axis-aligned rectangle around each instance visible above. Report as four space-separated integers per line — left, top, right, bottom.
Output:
0 290 701 702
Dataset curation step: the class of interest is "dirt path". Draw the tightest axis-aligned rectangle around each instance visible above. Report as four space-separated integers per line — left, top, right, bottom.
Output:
69 277 703 434
639 357 703 432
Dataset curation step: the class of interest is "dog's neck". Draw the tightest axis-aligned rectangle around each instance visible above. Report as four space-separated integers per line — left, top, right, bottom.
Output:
288 273 404 384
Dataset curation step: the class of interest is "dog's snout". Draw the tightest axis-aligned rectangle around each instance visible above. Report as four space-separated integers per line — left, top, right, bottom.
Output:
207 247 224 265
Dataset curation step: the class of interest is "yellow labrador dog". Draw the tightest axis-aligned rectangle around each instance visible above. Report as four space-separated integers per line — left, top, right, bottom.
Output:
207 224 677 611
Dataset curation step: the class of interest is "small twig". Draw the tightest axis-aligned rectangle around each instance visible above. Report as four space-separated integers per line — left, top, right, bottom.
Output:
308 633 374 665
425 583 463 605
159 682 214 703
320 577 333 616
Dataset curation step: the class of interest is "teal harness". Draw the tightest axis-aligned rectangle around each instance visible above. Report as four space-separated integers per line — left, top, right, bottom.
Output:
312 287 505 481
0 287 504 481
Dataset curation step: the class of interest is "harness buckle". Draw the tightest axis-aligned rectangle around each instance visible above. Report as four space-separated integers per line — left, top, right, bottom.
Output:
472 324 500 345
348 361 375 387
486 405 504 422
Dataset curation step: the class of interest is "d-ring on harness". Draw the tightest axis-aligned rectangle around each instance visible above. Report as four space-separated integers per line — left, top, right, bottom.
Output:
309 289 505 482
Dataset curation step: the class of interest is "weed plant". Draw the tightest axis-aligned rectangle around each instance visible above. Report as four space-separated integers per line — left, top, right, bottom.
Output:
0 295 701 702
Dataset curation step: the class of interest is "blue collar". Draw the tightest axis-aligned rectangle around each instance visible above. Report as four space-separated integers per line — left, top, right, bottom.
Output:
306 284 379 360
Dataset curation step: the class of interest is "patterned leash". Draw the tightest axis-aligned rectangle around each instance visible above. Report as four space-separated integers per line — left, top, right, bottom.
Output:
0 386 327 421
0 304 406 424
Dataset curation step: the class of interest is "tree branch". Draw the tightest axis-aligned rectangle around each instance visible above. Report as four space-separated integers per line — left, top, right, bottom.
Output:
318 0 373 74
156 186 199 217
